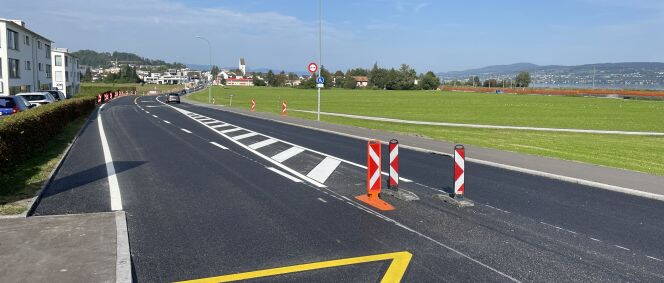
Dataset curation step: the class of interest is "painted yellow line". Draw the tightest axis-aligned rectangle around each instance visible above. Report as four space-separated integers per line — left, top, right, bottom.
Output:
176 251 412 283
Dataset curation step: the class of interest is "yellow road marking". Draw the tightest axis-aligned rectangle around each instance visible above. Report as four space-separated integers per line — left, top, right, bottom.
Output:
176 251 412 283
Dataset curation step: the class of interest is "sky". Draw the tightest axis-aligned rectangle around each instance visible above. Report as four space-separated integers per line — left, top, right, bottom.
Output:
3 0 664 72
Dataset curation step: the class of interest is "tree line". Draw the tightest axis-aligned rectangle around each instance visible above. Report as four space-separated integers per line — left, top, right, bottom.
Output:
444 72 532 88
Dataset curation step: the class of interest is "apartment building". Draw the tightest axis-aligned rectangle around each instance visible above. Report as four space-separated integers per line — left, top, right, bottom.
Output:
0 19 53 95
51 48 80 98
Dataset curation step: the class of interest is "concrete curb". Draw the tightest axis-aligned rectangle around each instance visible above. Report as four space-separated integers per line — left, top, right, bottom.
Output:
115 211 132 283
23 105 102 217
182 97 664 202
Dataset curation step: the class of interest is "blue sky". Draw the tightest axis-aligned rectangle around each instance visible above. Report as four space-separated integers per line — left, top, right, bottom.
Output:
5 0 664 72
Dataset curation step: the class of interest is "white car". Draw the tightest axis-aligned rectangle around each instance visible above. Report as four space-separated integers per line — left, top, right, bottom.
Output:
16 92 57 107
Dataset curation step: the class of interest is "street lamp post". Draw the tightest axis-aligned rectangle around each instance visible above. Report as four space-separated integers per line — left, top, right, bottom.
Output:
195 36 213 104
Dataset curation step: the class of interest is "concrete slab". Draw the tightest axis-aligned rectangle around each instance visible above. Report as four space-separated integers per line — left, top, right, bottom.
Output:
0 212 117 283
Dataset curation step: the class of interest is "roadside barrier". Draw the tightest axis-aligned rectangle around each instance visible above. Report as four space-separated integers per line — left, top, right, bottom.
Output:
453 144 465 198
281 101 288 116
388 139 399 190
356 140 395 211
97 94 102 104
251 99 256 112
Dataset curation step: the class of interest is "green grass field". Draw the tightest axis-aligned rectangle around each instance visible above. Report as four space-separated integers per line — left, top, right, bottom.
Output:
188 86 664 175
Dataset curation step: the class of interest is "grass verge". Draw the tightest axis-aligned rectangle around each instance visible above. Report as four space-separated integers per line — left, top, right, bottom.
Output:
0 117 87 215
188 86 664 175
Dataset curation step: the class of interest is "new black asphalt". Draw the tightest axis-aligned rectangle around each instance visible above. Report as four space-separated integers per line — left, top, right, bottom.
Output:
33 95 664 282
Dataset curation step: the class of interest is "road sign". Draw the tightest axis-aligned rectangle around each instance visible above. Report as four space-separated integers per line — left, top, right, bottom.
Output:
454 145 465 197
308 62 318 73
316 76 325 84
317 83 324 88
250 99 256 112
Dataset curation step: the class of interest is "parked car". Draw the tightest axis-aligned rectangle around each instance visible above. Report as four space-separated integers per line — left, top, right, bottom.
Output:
16 92 57 107
166 93 180 103
0 96 34 116
44 90 66 101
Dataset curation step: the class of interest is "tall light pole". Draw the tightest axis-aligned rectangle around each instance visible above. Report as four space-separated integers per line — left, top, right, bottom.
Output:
317 0 322 121
195 36 213 103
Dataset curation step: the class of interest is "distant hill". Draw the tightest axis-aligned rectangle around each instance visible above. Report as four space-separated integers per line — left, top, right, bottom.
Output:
439 62 664 89
73 49 186 69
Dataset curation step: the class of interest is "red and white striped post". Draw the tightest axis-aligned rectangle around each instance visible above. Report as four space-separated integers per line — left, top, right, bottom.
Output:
97 94 102 104
356 140 395 211
388 139 399 191
453 144 465 198
250 99 256 112
281 101 287 116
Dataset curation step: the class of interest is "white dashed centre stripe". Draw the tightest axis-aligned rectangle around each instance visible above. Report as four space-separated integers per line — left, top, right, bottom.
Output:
272 146 305 163
233 132 259 141
181 128 192 133
307 157 342 183
249 138 278 149
210 142 228 150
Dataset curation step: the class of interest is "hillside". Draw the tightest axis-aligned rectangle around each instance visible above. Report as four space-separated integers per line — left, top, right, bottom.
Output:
73 49 186 69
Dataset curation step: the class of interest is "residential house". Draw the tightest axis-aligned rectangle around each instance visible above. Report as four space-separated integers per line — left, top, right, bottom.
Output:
0 19 53 95
353 76 369 88
51 48 80 98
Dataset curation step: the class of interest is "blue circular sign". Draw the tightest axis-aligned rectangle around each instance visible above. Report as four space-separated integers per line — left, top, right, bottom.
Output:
317 76 325 84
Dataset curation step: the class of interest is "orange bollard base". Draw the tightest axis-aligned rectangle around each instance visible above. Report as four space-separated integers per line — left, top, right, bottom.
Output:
356 194 395 211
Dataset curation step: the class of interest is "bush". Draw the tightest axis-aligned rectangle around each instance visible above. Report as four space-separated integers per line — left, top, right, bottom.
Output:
0 96 97 174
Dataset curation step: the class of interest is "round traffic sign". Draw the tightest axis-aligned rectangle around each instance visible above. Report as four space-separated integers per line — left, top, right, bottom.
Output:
316 76 325 84
308 63 318 73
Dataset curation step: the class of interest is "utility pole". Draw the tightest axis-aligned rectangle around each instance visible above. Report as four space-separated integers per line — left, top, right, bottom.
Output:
592 66 596 89
195 36 212 103
317 0 323 121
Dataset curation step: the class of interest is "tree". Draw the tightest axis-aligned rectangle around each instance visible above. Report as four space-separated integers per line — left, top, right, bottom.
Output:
515 72 532 87
252 76 266 86
210 65 220 80
420 71 441 90
265 70 276 86
320 66 333 88
483 79 498 87
343 75 357 89
82 67 93 82
473 76 481 87
369 63 388 89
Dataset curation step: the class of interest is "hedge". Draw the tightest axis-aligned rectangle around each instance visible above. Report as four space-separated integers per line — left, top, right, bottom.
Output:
0 86 135 174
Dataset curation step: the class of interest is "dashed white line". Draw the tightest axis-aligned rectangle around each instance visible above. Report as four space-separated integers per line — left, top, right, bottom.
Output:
152 115 158 118
317 197 328 203
249 138 278 149
590 237 602 242
272 146 305 163
210 142 228 150
307 157 342 183
181 128 192 133
647 256 663 262
163 120 171 124
266 167 302 183
614 245 631 251
540 222 578 235
98 114 123 211
484 204 510 214
233 132 259 141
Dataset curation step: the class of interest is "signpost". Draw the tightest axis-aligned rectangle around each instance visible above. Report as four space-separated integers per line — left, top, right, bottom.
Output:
308 62 322 121
316 76 325 88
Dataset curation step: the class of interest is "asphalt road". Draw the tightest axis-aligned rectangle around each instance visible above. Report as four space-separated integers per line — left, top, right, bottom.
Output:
33 95 664 282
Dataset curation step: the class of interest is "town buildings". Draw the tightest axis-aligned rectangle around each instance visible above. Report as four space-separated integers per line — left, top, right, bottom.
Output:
51 48 80 98
0 19 53 95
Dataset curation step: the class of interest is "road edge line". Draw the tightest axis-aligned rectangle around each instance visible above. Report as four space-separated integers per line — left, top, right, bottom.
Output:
183 99 664 202
115 211 133 283
22 106 102 217
98 107 124 211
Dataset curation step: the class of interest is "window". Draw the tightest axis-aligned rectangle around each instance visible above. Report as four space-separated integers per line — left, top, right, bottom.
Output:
66 71 69 80
65 56 69 67
39 63 43 71
0 59 2 78
24 35 30 46
25 61 31 70
38 41 42 49
46 64 52 78
45 44 50 58
55 55 63 66
7 29 19 50
55 71 63 82
9 59 20 78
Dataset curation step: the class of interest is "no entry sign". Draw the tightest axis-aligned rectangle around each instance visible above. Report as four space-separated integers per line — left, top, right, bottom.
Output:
308 63 318 74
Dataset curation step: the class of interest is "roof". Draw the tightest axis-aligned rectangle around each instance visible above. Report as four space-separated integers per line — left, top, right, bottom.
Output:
227 78 252 81
0 18 53 43
352 76 369 82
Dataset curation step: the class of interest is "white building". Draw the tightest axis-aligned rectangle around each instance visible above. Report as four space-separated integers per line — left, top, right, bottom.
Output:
51 48 80 98
239 58 246 76
0 19 53 95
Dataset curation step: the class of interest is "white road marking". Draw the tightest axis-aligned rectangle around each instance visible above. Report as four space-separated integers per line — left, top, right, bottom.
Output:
647 256 663 262
204 120 222 124
97 114 123 211
317 197 328 203
272 147 305 163
146 105 160 108
266 167 302 183
198 118 214 122
220 128 243 134
163 120 171 124
484 204 510 214
307 157 342 183
210 142 228 150
152 115 158 118
211 124 229 128
249 138 278 149
233 132 259 141
614 245 630 251
145 111 150 114
540 222 577 235
590 237 602 242
181 128 192 133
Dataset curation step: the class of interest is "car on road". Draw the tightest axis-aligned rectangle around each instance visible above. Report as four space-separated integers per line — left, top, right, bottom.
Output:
16 92 57 107
44 90 66 101
166 93 180 103
0 96 35 116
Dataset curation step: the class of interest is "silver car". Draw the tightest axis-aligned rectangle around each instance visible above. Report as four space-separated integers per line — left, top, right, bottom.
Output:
166 93 180 103
16 92 57 107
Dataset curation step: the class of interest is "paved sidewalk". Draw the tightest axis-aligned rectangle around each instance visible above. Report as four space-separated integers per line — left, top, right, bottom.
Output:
184 98 664 199
0 212 120 283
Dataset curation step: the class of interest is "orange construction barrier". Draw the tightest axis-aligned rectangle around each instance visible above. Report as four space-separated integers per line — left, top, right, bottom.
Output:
356 140 395 211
